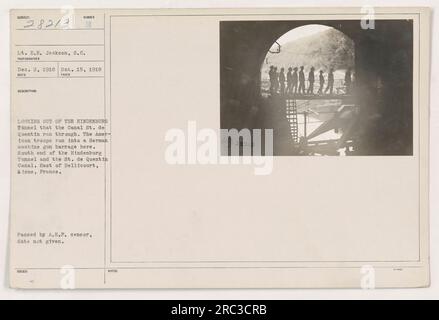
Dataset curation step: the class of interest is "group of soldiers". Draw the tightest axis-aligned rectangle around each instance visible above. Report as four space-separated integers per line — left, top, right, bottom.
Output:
268 66 352 96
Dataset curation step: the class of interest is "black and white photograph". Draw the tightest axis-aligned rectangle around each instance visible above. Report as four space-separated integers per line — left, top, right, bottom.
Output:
1 3 435 301
220 20 414 156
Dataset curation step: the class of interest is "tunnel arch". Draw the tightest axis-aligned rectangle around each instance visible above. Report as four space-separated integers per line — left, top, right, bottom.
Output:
220 19 415 155
259 24 355 96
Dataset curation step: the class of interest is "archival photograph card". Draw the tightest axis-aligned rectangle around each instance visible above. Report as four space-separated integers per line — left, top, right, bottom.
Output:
9 7 430 288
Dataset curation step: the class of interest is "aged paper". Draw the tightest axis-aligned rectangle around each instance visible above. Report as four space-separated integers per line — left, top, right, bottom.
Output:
9 7 430 288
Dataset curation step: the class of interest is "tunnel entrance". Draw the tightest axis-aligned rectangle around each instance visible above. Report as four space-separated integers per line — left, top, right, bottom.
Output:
220 20 414 156
260 25 357 155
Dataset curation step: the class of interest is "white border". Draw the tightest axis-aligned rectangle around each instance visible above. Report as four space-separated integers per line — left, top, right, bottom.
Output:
0 0 437 300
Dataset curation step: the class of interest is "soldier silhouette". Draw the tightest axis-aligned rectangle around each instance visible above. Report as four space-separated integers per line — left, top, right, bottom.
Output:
268 66 275 95
298 66 306 94
286 67 293 94
318 70 325 94
273 67 279 94
279 67 286 95
325 68 334 95
307 66 315 94
292 67 298 94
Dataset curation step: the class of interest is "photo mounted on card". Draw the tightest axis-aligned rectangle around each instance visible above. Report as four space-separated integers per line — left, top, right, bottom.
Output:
9 7 430 289
220 18 414 157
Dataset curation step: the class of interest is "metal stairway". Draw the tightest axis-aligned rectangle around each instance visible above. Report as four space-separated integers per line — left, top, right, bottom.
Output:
286 99 299 144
